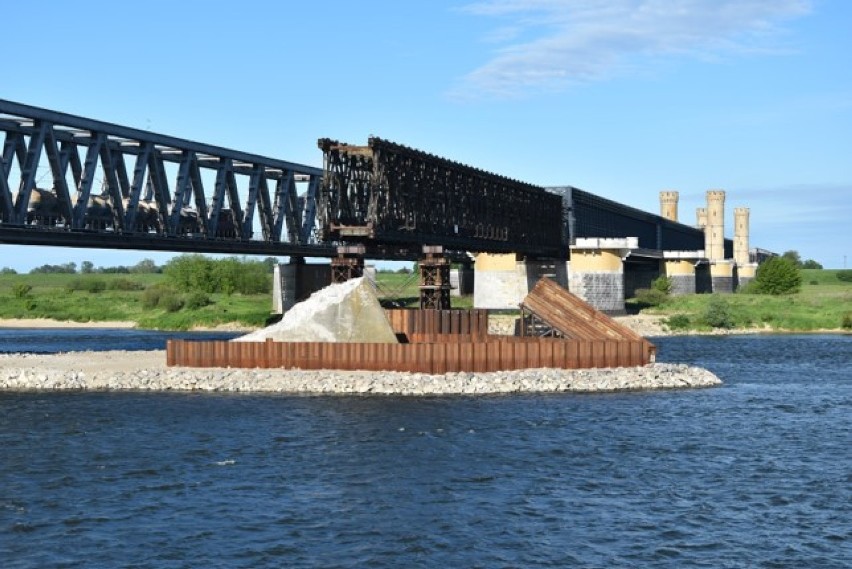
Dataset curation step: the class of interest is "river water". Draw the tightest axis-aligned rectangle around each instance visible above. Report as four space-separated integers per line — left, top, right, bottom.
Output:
1 332 850 568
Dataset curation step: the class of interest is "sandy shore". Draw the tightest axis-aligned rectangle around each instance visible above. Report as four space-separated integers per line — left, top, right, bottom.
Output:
0 350 167 374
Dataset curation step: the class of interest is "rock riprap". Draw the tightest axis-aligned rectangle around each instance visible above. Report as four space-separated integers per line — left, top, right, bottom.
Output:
0 351 721 394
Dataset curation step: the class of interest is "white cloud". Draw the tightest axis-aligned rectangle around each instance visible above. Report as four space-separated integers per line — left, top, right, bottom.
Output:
452 0 812 98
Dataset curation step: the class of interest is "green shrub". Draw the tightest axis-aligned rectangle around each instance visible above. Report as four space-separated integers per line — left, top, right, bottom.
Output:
651 276 673 294
836 270 852 283
141 286 162 309
108 277 145 291
633 288 668 308
160 293 184 313
666 314 691 330
25 298 37 311
185 291 212 310
12 283 33 298
754 257 801 295
842 313 852 330
703 295 734 329
66 277 108 293
141 284 177 309
83 278 106 293
164 254 216 293
164 254 270 295
737 280 759 294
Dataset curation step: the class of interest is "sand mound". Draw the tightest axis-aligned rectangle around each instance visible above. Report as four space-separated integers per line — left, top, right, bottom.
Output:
235 277 398 343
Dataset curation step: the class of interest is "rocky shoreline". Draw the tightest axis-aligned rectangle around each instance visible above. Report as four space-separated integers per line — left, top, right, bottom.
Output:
0 351 721 395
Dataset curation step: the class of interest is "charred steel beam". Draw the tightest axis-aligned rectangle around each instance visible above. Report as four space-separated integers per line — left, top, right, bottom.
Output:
0 99 321 252
318 137 564 257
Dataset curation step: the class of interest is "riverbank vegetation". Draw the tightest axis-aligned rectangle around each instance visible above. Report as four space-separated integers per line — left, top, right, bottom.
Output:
1 254 849 332
0 256 276 330
0 257 465 330
633 269 852 332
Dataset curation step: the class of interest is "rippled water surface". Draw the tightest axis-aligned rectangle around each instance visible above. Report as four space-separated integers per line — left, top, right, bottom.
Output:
0 328 240 354
1 334 850 568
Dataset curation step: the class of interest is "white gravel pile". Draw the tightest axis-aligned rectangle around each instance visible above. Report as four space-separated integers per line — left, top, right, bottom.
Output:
0 351 721 395
235 277 398 343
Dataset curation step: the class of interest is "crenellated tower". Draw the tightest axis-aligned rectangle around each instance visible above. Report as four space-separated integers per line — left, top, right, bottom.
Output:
734 207 750 267
659 190 679 222
696 207 707 230
705 190 725 262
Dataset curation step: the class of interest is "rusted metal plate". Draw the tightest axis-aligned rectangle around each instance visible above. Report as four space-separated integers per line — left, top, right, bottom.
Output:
167 334 655 373
521 278 656 355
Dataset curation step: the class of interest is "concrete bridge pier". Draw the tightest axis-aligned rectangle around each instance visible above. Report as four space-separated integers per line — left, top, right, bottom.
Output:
450 261 474 297
568 238 637 314
736 263 758 289
473 253 567 309
662 251 705 295
710 260 736 294
273 259 332 314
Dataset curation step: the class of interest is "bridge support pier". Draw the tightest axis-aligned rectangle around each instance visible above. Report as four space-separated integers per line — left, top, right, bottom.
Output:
473 253 567 309
710 260 735 294
663 259 697 295
450 262 474 297
736 263 758 290
568 238 637 315
331 245 365 283
661 251 706 295
273 259 332 314
419 246 451 309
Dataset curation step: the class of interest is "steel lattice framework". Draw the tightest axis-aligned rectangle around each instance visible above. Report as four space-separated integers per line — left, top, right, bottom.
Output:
0 99 333 257
317 137 565 257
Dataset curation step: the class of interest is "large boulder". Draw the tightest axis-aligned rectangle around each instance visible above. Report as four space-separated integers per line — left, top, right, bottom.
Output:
235 277 398 343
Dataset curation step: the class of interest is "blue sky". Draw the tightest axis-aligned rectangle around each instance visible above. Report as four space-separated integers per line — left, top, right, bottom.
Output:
1 0 850 270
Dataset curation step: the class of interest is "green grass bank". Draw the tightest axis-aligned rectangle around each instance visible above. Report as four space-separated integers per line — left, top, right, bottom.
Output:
1 268 849 333
634 269 852 333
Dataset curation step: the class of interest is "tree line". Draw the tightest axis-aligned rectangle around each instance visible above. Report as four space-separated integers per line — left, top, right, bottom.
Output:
1 256 280 276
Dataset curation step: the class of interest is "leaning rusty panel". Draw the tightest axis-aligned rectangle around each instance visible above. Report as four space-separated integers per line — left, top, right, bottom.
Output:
522 278 651 343
317 137 563 255
167 338 653 372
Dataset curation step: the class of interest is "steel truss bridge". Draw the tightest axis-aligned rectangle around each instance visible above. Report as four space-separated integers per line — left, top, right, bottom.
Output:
1 99 720 263
0 99 331 258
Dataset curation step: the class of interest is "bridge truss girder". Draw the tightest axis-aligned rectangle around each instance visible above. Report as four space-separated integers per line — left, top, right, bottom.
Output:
317 137 565 258
0 99 324 256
